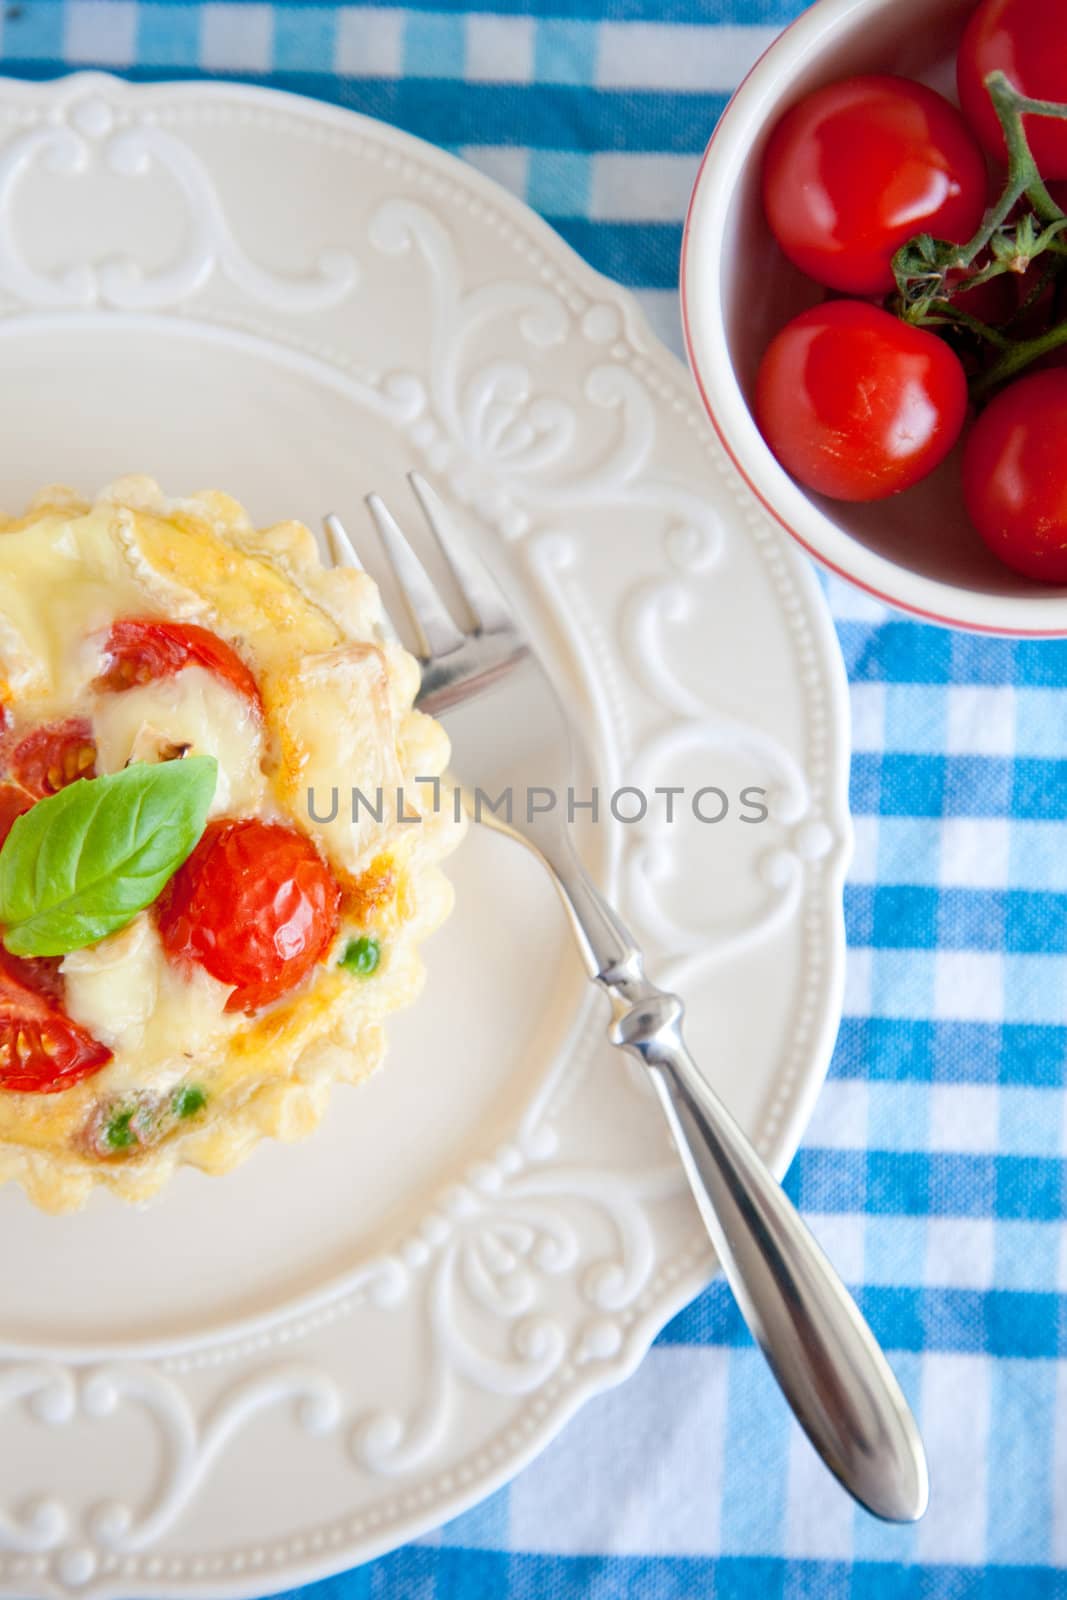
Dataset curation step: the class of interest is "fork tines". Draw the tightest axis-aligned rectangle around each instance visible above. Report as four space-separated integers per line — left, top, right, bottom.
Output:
406 473 513 639
324 472 514 666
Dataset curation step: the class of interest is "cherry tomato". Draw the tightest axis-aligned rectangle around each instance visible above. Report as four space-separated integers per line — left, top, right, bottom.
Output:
0 782 32 850
762 75 988 295
0 788 65 1007
0 950 111 1094
0 945 63 1007
8 717 97 797
963 369 1067 581
98 620 262 713
755 300 969 502
958 0 1067 179
158 818 341 1013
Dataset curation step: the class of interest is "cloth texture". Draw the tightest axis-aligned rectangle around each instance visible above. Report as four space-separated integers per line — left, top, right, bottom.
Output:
4 0 1065 1594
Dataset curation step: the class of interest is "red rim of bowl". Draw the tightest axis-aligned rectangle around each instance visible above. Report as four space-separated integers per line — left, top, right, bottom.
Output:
679 20 1067 640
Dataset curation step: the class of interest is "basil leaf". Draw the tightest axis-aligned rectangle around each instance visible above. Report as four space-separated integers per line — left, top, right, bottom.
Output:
0 755 217 957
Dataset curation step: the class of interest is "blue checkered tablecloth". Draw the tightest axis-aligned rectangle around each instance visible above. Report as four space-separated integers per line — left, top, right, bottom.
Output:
7 1 1067 1595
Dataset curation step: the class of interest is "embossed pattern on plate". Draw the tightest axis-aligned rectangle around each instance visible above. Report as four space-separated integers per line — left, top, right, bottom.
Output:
0 74 852 1598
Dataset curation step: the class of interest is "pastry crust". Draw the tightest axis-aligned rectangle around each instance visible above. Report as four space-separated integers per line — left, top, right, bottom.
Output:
0 477 463 1212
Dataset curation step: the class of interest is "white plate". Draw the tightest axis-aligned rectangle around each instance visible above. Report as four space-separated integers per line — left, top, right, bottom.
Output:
0 74 851 1599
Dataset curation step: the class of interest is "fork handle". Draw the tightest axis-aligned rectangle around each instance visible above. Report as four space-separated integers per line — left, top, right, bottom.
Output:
553 862 928 1522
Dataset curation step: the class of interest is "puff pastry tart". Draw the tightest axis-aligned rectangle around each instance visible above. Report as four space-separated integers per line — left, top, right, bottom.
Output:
0 478 462 1212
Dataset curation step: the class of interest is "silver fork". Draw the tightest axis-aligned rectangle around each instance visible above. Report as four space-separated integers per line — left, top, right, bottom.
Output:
324 473 928 1523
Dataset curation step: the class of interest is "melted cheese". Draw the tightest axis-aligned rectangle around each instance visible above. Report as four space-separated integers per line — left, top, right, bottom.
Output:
62 915 235 1089
0 511 154 707
92 665 269 816
273 645 404 874
61 916 159 1050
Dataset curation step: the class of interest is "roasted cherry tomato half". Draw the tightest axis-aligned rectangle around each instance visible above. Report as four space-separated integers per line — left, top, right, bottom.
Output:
8 717 97 798
958 0 1067 179
0 781 32 851
0 950 63 1007
963 369 1067 582
755 300 969 502
762 75 988 295
0 949 111 1094
97 619 262 713
0 788 63 1006
157 818 341 1013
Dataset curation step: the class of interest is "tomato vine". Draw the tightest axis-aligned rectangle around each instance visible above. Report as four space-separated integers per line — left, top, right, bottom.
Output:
892 71 1067 398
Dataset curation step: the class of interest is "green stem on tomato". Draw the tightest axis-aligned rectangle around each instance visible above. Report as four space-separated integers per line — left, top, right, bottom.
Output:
890 71 1067 396
921 303 1013 348
891 74 1065 279
947 74 1067 260
987 73 1066 228
971 316 1067 400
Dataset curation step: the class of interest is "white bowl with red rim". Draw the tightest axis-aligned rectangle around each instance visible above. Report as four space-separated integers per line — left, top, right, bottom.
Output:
681 0 1067 636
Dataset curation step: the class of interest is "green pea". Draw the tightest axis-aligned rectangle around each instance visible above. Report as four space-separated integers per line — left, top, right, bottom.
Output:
105 1108 137 1150
173 1085 207 1120
339 935 381 977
